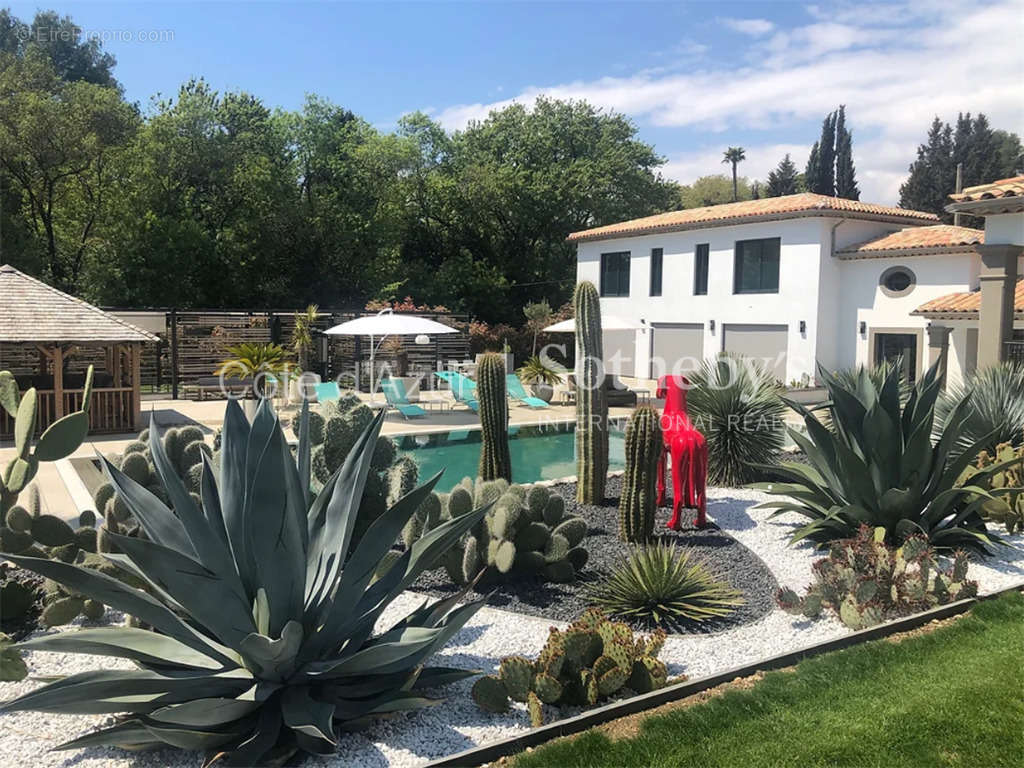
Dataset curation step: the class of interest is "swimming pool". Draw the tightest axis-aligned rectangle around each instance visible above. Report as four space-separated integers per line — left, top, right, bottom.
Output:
394 421 627 491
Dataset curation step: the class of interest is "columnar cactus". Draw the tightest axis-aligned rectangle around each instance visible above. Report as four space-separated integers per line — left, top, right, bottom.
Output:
1 366 94 515
573 281 608 504
477 353 512 482
776 525 979 630
619 406 663 542
471 608 671 725
406 478 589 586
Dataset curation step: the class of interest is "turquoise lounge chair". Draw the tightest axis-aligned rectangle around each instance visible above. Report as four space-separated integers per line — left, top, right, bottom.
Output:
505 374 549 409
314 382 340 403
434 371 479 412
380 378 427 419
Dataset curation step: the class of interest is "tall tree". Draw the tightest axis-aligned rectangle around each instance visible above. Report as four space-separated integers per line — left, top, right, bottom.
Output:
0 9 118 88
834 105 859 200
899 113 1020 221
721 146 746 202
766 153 800 197
804 141 820 195
0 52 137 292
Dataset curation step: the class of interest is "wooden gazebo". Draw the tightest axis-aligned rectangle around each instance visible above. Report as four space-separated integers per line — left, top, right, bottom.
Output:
0 264 158 436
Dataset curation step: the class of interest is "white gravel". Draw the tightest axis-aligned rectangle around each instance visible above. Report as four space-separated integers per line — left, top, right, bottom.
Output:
3 488 1022 768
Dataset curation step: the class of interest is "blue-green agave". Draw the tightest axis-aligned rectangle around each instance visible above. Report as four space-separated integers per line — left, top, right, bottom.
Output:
0 399 490 765
750 361 1016 553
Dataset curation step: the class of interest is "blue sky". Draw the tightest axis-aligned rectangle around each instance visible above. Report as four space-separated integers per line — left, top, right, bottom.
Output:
11 0 1024 203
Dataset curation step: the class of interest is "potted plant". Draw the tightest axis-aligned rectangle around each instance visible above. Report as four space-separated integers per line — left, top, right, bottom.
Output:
517 355 562 403
476 340 513 375
215 342 295 419
288 304 321 404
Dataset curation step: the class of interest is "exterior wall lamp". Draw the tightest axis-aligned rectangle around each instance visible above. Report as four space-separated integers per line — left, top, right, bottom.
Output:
859 321 867 336
799 320 806 334
709 319 715 333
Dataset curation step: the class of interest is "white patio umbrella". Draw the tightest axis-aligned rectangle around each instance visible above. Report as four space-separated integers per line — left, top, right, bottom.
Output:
324 309 457 396
542 315 643 332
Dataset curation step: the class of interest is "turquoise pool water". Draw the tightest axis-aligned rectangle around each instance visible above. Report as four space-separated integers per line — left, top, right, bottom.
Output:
395 421 626 492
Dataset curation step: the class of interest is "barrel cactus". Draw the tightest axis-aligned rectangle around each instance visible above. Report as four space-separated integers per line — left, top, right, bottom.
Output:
573 281 608 504
1 366 94 516
406 478 588 586
776 525 978 630
619 406 663 542
471 608 671 725
477 353 512 482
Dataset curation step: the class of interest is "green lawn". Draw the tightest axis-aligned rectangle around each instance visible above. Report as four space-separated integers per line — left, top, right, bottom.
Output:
514 592 1024 768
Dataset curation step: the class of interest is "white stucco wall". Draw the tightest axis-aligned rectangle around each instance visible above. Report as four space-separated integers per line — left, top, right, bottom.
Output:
574 216 905 383
984 213 1024 245
835 252 978 379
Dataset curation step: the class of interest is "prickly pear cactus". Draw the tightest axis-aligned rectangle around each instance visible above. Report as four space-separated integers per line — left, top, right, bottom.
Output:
471 608 672 725
618 405 663 542
407 478 589 587
477 353 512 482
573 281 609 505
1 366 94 516
776 525 979 629
958 442 1024 534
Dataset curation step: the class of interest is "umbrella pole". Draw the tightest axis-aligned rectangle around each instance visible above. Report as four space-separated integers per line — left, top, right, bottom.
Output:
369 333 375 398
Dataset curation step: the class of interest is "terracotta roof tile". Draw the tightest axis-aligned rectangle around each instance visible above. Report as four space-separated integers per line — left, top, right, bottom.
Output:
0 264 158 343
837 225 983 257
913 280 1024 317
949 175 1024 202
567 193 939 243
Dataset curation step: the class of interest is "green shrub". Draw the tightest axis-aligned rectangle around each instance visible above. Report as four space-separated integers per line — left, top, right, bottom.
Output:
751 361 1014 553
1 399 490 764
471 608 671 726
777 525 977 629
588 541 742 627
936 363 1024 457
686 355 786 486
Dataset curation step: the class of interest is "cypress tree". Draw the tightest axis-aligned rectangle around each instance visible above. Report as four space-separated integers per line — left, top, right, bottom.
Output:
766 153 799 197
804 142 820 194
815 112 837 195
834 105 859 200
899 117 954 220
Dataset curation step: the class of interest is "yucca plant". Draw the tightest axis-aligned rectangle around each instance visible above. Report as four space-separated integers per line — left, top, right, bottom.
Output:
751 361 1016 553
685 354 786 486
936 363 1024 457
216 342 294 398
0 399 491 765
588 541 743 627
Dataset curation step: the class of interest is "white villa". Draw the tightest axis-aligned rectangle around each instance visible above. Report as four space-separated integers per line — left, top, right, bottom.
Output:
569 184 1024 388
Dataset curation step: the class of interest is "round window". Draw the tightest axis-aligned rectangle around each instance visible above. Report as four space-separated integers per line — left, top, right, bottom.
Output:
880 266 916 297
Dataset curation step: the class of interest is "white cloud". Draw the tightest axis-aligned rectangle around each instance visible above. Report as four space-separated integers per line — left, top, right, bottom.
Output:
430 0 1024 204
720 18 775 36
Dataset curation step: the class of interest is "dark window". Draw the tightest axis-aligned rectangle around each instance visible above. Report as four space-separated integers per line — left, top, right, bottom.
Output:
600 251 631 297
650 248 663 296
694 243 709 295
734 237 780 294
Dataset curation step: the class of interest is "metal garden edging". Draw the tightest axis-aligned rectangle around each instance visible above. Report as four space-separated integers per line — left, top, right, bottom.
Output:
426 584 1024 767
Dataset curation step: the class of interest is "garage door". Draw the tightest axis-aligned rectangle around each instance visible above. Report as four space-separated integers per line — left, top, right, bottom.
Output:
603 330 636 377
650 323 704 379
722 324 788 381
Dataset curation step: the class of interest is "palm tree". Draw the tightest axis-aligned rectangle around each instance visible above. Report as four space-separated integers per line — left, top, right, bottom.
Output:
290 304 319 371
722 147 746 202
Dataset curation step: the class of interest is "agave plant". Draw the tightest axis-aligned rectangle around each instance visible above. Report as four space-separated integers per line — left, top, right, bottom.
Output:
685 354 786 486
588 541 743 627
0 399 490 765
216 342 295 398
936 363 1024 457
751 361 1017 553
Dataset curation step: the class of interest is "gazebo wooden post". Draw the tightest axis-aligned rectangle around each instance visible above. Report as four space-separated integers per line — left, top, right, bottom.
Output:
131 342 142 429
52 344 65 419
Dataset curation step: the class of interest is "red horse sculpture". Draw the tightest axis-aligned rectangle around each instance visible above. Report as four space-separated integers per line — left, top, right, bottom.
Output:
656 375 708 528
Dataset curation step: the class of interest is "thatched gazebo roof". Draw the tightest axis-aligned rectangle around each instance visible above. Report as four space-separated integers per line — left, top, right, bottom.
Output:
0 264 156 344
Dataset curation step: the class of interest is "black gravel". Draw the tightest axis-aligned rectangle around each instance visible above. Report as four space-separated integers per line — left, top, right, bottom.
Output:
411 475 778 635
